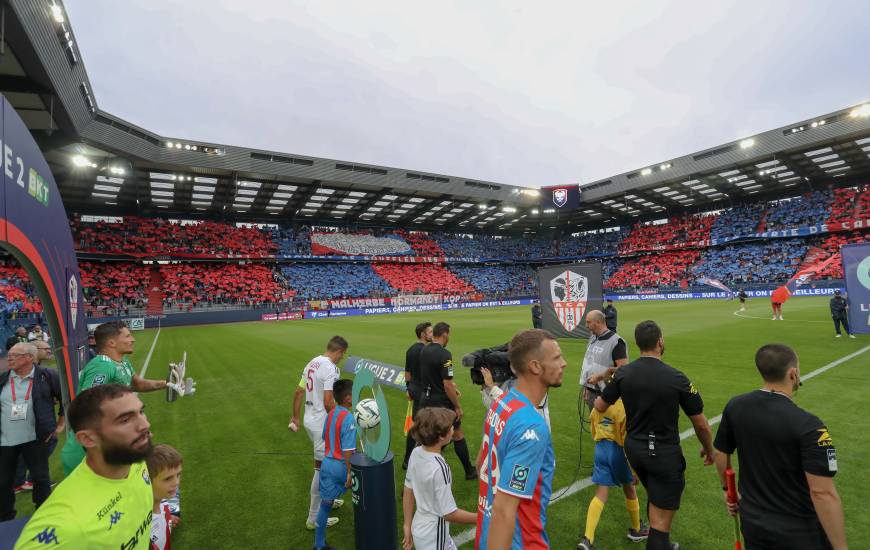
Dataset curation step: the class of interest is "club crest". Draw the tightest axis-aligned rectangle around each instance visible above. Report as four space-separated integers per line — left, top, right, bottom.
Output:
553 188 568 207
550 270 587 331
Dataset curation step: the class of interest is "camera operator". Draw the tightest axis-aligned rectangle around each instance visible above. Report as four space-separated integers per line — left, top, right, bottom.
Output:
480 367 550 428
580 310 628 409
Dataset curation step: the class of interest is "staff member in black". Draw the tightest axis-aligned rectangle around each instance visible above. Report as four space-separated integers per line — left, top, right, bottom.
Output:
418 322 476 479
595 320 714 550
713 344 847 549
401 321 432 470
604 299 618 331
531 303 543 329
829 290 855 339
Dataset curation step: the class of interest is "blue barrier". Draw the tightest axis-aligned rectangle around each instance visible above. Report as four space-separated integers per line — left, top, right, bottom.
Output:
607 288 844 301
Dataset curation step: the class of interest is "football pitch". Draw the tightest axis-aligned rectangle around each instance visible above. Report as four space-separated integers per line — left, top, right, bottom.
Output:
16 296 870 549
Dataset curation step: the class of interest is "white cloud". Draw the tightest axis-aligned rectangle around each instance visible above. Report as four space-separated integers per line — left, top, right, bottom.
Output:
67 0 870 186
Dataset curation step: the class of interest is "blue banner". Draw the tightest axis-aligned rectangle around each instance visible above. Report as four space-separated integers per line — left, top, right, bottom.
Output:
343 356 406 392
841 243 870 334
607 288 843 301
304 298 536 319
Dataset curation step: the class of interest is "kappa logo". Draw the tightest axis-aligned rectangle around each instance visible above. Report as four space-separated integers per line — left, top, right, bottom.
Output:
31 527 59 545
520 429 539 441
108 511 123 530
689 382 699 395
817 428 834 447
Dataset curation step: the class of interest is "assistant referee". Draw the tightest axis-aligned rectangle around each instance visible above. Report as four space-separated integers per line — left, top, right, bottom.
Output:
418 322 476 480
401 321 432 470
595 320 714 550
713 344 847 549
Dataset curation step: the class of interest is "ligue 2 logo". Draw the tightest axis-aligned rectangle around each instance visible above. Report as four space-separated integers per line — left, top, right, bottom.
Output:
858 256 870 291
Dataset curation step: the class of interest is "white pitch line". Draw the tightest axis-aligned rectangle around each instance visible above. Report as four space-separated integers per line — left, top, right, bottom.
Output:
453 343 870 547
733 309 830 324
138 326 162 379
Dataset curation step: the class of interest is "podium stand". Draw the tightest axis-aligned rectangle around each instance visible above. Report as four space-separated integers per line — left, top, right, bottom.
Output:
350 451 397 550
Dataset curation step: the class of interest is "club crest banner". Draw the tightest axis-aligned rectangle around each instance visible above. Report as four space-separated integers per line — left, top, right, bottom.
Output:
537 263 603 338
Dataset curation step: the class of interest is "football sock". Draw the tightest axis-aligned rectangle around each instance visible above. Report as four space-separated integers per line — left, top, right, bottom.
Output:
308 469 321 524
626 497 641 531
584 496 605 542
314 499 332 548
647 527 670 550
454 438 473 473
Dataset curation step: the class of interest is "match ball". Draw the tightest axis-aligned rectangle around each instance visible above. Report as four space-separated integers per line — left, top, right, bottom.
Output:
354 398 381 429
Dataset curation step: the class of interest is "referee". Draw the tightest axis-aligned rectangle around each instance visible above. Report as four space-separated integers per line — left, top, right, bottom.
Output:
595 320 714 550
713 344 847 549
418 322 476 480
401 321 432 470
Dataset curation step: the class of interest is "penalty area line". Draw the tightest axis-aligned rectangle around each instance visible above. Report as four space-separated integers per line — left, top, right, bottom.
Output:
138 326 162 379
454 343 870 547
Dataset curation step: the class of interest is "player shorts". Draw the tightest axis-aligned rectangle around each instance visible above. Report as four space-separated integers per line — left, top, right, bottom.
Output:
319 458 349 501
591 440 633 487
420 397 461 429
624 440 685 510
305 421 326 462
412 515 457 550
740 512 832 550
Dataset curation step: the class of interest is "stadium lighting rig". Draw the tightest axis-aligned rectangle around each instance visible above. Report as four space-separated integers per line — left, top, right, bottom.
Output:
850 104 870 119
71 155 97 168
739 138 755 149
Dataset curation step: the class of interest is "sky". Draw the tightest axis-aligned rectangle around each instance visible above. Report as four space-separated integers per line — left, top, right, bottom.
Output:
65 0 870 188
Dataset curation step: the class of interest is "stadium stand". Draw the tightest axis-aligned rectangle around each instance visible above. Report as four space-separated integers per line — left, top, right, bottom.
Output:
827 185 870 225
618 213 716 253
558 230 627 257
272 227 312 255
764 190 833 231
812 231 870 279
396 231 445 257
73 217 276 257
447 265 537 296
159 263 292 308
281 263 394 300
605 250 701 290
310 231 412 256
371 263 475 295
0 262 42 314
710 203 766 240
691 240 809 285
78 261 151 316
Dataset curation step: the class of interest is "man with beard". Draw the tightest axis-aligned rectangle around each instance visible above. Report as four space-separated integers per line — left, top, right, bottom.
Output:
14 384 154 549
60 321 174 475
476 329 566 549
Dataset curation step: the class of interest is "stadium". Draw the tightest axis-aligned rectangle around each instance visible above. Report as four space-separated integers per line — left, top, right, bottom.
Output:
0 1 868 549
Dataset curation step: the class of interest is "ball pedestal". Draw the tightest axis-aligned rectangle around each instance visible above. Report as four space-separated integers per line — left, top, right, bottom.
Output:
350 451 397 550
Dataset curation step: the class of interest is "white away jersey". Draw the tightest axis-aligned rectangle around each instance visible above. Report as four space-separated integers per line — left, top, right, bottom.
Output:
404 447 459 550
301 355 339 427
150 503 172 550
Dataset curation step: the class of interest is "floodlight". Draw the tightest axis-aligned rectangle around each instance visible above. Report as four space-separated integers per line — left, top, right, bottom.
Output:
739 138 755 149
72 155 89 167
849 104 870 118
641 168 652 176
50 4 64 23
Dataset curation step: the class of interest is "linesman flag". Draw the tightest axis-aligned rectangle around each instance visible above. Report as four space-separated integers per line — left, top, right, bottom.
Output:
773 253 841 303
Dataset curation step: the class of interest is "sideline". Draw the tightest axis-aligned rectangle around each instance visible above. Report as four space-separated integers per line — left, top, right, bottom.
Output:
453 343 870 547
138 326 162 378
732 309 830 324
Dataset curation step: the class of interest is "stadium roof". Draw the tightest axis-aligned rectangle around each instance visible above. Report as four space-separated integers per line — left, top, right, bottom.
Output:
4 1 870 234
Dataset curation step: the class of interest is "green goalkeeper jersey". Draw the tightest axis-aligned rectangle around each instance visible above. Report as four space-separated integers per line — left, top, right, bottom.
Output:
60 355 137 474
14 460 153 549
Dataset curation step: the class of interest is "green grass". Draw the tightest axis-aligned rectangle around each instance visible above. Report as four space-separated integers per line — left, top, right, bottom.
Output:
15 297 870 548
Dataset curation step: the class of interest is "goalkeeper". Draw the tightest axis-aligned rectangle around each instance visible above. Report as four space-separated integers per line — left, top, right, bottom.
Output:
60 321 186 475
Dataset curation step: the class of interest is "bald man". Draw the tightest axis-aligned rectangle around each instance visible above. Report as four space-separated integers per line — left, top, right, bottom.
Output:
580 310 629 409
